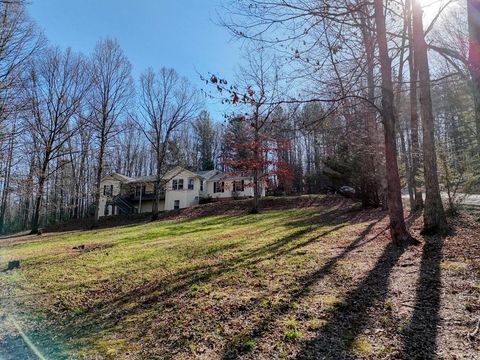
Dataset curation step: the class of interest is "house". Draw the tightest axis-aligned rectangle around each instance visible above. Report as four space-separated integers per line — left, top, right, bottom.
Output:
98 166 266 217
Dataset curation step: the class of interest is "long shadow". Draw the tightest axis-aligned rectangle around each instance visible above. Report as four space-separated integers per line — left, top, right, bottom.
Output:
400 233 445 359
2 203 379 358
55 206 366 350
293 238 410 359
221 218 386 359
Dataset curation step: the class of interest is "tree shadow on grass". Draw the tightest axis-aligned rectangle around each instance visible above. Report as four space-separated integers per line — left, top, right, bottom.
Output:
55 206 367 348
2 204 385 358
292 237 412 358
400 233 445 359
221 218 386 359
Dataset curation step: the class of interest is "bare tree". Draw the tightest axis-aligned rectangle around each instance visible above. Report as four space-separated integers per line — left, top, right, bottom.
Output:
407 0 424 211
412 0 447 233
373 0 413 243
90 38 134 226
468 0 480 153
0 1 41 232
137 67 201 220
0 1 41 133
24 47 89 234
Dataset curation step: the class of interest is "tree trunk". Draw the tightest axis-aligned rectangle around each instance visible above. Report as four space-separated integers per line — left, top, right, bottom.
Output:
152 161 161 221
361 7 381 208
374 0 413 243
394 11 414 211
407 3 424 211
93 137 106 227
251 113 261 214
412 0 447 233
468 0 480 153
0 127 14 233
30 173 46 234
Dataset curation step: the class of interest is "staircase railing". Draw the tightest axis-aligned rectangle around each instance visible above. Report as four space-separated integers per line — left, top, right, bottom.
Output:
113 195 136 215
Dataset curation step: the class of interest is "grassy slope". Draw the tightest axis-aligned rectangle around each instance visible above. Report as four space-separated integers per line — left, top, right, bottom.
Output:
0 196 479 359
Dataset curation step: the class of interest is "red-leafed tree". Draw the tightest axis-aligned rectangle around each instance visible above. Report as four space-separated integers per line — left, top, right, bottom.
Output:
206 47 293 212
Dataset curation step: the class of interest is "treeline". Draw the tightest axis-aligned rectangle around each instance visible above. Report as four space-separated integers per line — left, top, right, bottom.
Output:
0 1 479 238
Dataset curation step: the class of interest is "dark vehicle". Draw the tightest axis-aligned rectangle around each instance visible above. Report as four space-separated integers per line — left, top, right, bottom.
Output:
339 186 356 198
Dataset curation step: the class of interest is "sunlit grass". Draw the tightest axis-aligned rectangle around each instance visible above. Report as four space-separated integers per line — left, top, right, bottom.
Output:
0 201 369 358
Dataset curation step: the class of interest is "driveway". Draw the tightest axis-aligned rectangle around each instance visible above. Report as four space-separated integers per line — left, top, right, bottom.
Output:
402 192 480 207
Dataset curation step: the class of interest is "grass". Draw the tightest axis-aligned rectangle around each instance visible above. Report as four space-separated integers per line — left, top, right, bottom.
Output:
0 203 354 358
349 336 373 355
0 197 478 359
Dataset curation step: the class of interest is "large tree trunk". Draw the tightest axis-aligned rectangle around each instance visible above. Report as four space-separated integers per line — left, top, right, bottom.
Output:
251 112 261 214
0 128 14 233
360 7 381 208
394 10 414 210
30 167 48 234
412 0 447 233
30 150 51 234
93 137 106 227
374 0 413 243
407 0 424 211
152 158 162 221
468 0 480 153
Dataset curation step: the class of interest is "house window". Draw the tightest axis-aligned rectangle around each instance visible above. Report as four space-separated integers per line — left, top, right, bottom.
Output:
104 204 109 216
173 178 184 190
174 200 180 210
103 184 113 196
214 181 224 193
233 180 244 192
200 180 204 192
188 178 194 190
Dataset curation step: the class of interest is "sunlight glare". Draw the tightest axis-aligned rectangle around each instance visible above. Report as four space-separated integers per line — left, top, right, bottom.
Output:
419 0 446 22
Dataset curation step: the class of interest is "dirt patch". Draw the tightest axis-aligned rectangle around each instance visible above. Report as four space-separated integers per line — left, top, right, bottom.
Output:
72 243 114 253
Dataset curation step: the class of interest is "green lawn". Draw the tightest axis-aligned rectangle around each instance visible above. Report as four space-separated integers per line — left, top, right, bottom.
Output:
0 196 478 359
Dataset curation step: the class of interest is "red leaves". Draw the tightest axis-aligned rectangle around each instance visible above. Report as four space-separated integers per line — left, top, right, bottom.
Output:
232 92 239 104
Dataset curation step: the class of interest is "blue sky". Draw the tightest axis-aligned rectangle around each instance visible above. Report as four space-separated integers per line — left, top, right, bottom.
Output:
28 0 242 119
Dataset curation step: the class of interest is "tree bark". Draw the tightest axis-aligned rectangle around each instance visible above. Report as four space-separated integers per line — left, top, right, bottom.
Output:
407 0 424 210
93 134 106 227
30 161 48 234
152 154 162 221
412 0 447 233
468 0 480 154
0 125 14 234
251 110 261 214
374 0 413 243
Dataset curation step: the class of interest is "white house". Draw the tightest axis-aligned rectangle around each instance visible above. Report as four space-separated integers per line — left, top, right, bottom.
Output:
98 166 266 217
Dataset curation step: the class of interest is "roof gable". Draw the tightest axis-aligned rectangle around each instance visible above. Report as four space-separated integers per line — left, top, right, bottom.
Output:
101 173 134 183
163 166 198 180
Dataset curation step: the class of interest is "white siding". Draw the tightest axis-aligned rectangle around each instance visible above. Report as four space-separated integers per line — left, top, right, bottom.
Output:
98 179 122 217
164 170 201 210
207 179 261 199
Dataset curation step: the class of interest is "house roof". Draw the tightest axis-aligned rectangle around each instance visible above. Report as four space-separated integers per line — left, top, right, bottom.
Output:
102 167 252 184
196 169 219 180
100 173 135 182
208 172 252 181
126 175 157 184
